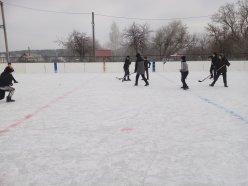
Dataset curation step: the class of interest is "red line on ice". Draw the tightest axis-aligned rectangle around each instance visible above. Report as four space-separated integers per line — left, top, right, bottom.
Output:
0 87 80 135
120 128 134 133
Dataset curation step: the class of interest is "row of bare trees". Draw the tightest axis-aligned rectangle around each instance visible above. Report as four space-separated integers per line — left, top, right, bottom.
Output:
107 20 195 60
58 0 248 61
206 0 248 57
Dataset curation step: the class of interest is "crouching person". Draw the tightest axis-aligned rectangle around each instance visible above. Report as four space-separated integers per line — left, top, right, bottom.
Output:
0 66 16 102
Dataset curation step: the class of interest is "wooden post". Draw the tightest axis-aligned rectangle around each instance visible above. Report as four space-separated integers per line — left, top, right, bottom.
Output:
0 1 9 63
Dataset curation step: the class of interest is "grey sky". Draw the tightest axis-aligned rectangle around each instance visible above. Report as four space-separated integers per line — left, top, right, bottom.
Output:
0 0 239 51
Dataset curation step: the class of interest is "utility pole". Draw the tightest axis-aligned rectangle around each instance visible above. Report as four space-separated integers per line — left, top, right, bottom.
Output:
92 12 95 62
0 1 9 63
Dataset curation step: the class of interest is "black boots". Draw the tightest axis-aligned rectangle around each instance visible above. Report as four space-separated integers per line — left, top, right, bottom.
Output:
135 82 149 86
181 86 189 90
209 83 228 87
122 76 131 82
6 96 15 102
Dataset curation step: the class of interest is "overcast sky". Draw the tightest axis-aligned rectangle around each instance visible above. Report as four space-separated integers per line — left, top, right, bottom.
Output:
0 0 239 52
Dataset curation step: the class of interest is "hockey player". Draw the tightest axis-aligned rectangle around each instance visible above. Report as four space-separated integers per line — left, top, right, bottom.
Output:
209 52 219 79
209 53 230 87
0 66 17 102
180 56 189 90
144 56 151 80
122 56 131 81
134 53 149 86
7 63 18 83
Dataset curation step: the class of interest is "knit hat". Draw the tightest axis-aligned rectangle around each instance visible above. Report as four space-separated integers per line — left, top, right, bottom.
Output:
181 56 186 61
4 66 14 73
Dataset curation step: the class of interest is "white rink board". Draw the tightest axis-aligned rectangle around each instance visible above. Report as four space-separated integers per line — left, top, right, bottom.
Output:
0 61 247 73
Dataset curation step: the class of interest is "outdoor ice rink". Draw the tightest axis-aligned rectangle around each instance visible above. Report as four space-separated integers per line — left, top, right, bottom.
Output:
0 69 248 186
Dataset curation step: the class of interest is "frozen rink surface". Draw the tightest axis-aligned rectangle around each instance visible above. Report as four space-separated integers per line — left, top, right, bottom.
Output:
0 72 248 186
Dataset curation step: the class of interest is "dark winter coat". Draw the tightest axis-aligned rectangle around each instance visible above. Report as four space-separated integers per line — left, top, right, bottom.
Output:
123 58 131 70
216 56 230 73
135 56 145 75
144 59 151 69
0 69 14 87
211 55 220 68
0 90 5 100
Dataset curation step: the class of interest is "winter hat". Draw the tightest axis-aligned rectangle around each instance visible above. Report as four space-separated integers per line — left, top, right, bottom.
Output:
181 56 186 61
136 53 141 58
4 66 14 73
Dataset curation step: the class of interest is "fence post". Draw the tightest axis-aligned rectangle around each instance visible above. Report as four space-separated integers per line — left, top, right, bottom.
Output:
103 61 106 72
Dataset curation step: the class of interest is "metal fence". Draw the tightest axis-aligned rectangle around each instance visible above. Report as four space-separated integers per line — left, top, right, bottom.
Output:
0 53 248 63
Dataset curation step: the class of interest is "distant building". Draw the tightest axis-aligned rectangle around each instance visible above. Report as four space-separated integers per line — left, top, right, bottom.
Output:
50 56 66 62
95 49 112 62
167 53 182 61
95 49 112 57
17 53 45 62
0 54 7 63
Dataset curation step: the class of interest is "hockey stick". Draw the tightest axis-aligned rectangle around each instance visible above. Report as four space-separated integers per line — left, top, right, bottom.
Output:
116 72 135 81
198 65 225 82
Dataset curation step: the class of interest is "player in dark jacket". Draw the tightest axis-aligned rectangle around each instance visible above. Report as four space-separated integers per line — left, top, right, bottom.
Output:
144 56 151 80
122 56 131 81
134 53 149 86
209 52 219 79
209 53 230 87
7 63 18 83
0 66 17 102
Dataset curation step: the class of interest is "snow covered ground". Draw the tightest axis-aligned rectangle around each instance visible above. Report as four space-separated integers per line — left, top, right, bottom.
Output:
0 71 248 186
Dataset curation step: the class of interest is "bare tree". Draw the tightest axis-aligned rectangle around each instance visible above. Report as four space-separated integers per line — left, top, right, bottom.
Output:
58 30 100 61
237 0 248 53
206 24 224 52
153 29 164 59
109 22 121 55
122 22 151 54
153 21 195 59
183 33 212 60
207 0 248 54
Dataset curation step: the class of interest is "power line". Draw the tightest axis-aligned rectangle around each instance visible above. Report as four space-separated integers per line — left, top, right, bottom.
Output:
95 13 212 21
5 2 91 15
5 2 213 20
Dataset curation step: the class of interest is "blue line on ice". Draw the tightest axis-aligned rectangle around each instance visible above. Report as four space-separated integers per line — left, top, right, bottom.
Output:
199 96 248 124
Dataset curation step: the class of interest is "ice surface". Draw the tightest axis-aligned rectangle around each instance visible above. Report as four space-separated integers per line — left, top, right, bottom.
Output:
0 72 248 186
